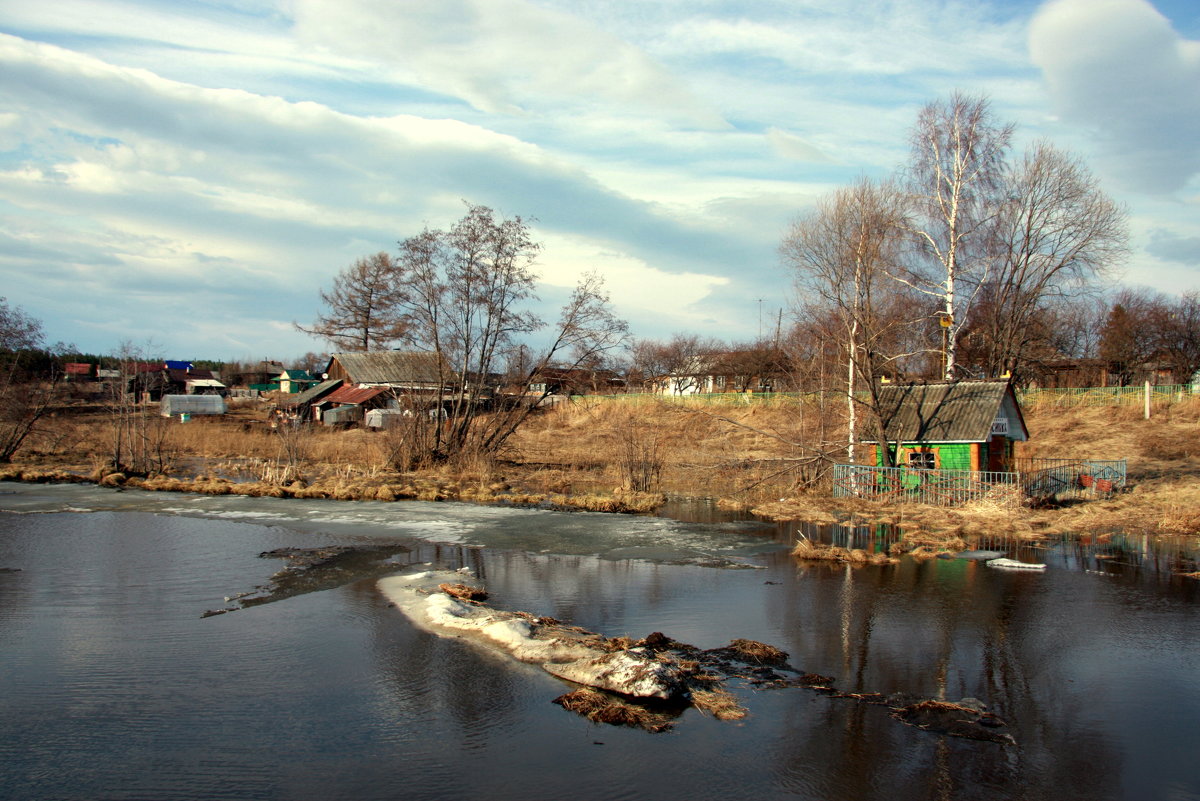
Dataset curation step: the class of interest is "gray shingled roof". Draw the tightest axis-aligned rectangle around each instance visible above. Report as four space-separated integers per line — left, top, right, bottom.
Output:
276 379 342 408
329 351 447 385
866 380 1025 443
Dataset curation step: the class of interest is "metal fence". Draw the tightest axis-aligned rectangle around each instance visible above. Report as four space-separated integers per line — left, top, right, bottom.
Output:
1016 384 1194 408
831 464 1023 507
832 457 1128 507
581 391 811 408
1012 457 1127 500
583 385 1198 409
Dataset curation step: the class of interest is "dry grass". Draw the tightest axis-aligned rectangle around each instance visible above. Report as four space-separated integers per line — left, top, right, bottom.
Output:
438 583 488 602
509 397 823 504
7 393 1200 540
725 638 789 665
551 688 675 732
1020 396 1200 480
792 539 898 565
689 687 748 720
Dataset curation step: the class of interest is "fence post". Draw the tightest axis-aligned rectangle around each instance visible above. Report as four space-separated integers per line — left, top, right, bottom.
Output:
1144 380 1151 420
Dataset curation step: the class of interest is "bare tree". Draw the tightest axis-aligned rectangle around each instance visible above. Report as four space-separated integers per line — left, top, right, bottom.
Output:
0 298 44 351
394 205 628 462
902 92 1014 379
629 334 721 394
713 340 790 392
106 342 173 475
782 177 917 464
1098 288 1163 385
964 142 1128 380
297 252 407 351
1152 291 1200 382
0 299 59 463
293 351 329 376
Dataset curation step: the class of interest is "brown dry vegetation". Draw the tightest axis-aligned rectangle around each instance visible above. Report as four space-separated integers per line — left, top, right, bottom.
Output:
5 393 1200 540
508 395 830 501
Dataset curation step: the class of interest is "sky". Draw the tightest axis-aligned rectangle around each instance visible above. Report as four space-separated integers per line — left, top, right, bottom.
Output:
1 0 1198 361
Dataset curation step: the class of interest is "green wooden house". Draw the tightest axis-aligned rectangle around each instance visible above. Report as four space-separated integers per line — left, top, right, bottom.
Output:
866 380 1029 473
273 370 320 394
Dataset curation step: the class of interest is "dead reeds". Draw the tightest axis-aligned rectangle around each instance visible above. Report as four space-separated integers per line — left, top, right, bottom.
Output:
552 688 675 732
791 539 897 565
726 638 789 665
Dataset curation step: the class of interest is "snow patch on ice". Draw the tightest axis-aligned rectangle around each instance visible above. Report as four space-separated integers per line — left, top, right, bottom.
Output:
378 570 682 696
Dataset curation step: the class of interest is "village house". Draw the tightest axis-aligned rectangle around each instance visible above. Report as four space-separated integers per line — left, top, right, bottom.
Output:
131 361 227 400
526 366 625 396
273 379 342 423
63 362 94 382
311 385 393 425
651 349 792 395
235 361 287 390
323 351 451 394
273 369 319 394
865 380 1029 473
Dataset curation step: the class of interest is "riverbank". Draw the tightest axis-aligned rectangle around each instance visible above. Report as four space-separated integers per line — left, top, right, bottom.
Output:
5 394 1199 542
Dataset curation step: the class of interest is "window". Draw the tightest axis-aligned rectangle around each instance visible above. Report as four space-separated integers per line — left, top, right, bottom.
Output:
908 450 937 470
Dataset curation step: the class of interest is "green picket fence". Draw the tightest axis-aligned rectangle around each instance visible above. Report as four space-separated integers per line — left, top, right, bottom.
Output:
577 392 811 407
1016 385 1195 408
579 384 1198 409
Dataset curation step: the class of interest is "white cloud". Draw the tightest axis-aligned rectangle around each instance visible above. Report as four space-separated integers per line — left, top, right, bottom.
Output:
662 1 1027 76
1029 0 1200 193
291 0 728 128
766 127 834 163
0 30 753 353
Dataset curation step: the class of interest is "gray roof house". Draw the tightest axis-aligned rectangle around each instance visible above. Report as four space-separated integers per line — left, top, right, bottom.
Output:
323 352 451 392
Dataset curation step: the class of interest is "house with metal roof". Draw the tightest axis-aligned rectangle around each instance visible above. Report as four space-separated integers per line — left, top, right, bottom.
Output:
274 378 342 422
312 385 393 425
131 365 226 399
864 380 1029 473
273 369 319 394
323 351 451 393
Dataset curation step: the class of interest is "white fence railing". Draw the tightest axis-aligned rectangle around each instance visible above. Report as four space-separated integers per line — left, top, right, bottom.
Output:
832 458 1127 507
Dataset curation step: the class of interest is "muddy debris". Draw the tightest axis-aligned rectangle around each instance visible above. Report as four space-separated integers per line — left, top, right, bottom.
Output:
206 544 415 617
891 700 1015 744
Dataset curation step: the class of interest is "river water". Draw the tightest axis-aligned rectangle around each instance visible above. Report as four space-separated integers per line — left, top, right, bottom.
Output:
1 481 1197 801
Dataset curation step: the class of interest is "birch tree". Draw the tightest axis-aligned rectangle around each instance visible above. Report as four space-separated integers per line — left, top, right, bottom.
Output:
782 177 912 464
903 92 1013 379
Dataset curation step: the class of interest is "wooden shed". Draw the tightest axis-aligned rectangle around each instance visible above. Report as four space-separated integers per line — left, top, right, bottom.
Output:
865 380 1029 473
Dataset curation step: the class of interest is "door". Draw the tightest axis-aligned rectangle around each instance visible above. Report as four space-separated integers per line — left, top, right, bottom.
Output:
987 435 1007 472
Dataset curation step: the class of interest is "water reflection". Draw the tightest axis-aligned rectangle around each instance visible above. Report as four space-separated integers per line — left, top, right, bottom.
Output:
0 484 1197 801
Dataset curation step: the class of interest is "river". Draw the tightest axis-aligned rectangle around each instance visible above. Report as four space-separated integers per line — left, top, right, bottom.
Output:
0 481 1197 801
